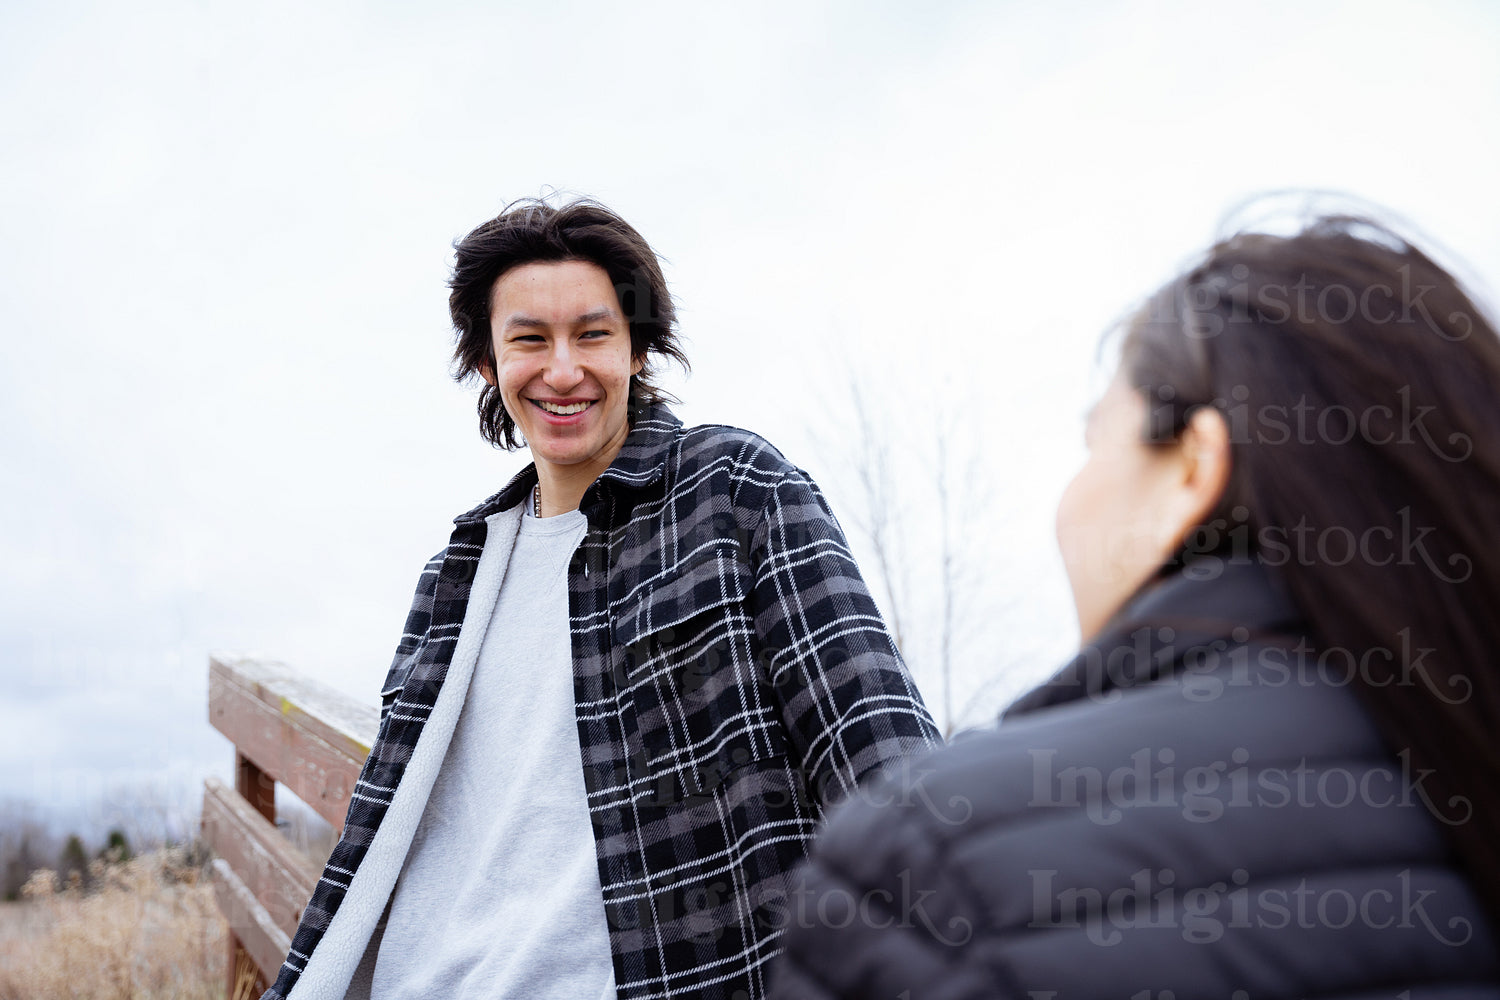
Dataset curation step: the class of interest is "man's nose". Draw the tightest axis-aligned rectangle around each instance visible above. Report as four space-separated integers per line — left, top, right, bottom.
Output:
544 342 583 389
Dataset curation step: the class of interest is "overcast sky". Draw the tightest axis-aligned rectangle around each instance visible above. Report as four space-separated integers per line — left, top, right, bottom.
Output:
4 0 1498 839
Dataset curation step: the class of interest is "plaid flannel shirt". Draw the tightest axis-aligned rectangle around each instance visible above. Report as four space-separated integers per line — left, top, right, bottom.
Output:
263 404 940 1000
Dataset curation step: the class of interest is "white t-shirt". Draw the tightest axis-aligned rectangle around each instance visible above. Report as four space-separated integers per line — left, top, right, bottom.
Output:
370 507 615 999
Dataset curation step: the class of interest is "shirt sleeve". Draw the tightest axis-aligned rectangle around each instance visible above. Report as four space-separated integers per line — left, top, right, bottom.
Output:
748 469 942 808
376 548 444 724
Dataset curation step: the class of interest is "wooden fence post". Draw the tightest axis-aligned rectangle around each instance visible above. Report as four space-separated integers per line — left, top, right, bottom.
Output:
204 653 377 995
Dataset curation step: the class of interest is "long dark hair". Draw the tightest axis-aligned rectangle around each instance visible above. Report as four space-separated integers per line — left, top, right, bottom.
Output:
1118 213 1500 922
448 197 690 449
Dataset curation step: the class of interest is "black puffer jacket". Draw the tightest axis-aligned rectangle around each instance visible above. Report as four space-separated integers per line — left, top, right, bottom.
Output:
772 561 1498 998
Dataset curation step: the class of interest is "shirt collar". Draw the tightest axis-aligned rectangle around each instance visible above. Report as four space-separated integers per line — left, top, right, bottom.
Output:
453 402 682 525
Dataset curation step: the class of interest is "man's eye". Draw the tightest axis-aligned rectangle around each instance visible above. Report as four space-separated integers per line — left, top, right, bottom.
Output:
582 329 611 339
513 334 545 343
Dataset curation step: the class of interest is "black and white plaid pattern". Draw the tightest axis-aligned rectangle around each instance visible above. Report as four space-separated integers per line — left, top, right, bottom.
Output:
262 405 940 1000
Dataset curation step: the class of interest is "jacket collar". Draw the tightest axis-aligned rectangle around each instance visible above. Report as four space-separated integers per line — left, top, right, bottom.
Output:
453 402 682 525
1005 558 1305 719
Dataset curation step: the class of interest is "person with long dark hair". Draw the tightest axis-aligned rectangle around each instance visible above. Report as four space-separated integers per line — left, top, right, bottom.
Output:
770 213 1500 996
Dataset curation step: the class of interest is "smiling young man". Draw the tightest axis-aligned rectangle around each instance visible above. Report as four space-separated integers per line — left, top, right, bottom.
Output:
487 257 642 516
260 198 940 1000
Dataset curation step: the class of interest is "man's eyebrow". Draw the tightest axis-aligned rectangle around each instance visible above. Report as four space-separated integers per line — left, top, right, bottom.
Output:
502 306 620 330
575 306 619 325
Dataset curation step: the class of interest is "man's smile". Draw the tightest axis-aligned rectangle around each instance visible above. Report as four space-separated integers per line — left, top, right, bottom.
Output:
533 399 596 416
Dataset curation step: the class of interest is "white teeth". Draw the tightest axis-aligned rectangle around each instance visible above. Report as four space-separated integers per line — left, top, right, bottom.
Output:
537 400 592 415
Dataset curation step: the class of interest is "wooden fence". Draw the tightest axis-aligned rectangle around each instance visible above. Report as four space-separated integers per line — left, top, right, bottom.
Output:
202 654 376 995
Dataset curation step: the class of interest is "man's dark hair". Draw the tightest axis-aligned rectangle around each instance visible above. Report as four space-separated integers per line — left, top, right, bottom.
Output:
449 197 688 449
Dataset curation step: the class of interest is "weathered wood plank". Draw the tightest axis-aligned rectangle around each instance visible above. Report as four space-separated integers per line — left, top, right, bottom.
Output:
202 776 320 938
209 653 379 759
211 857 291 987
208 653 378 829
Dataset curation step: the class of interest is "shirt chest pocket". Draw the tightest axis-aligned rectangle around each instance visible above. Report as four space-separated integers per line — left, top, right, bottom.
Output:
614 546 787 805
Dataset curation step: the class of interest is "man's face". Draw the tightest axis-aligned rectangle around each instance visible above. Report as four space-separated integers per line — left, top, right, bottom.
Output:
485 259 642 482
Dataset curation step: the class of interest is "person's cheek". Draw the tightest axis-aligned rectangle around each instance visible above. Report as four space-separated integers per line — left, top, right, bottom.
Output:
1055 462 1104 628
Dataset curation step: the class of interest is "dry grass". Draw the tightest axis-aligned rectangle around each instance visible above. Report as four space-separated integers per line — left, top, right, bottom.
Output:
0 847 227 1000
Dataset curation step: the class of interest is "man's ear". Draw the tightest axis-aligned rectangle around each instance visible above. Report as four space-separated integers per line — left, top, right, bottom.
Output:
1168 406 1232 543
479 359 496 387
631 353 645 377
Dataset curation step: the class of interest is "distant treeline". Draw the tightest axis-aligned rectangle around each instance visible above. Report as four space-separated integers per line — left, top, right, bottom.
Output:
1 823 136 899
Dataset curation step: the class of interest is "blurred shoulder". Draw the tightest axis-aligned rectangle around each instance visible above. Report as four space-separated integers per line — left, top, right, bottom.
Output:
814 661 1391 867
